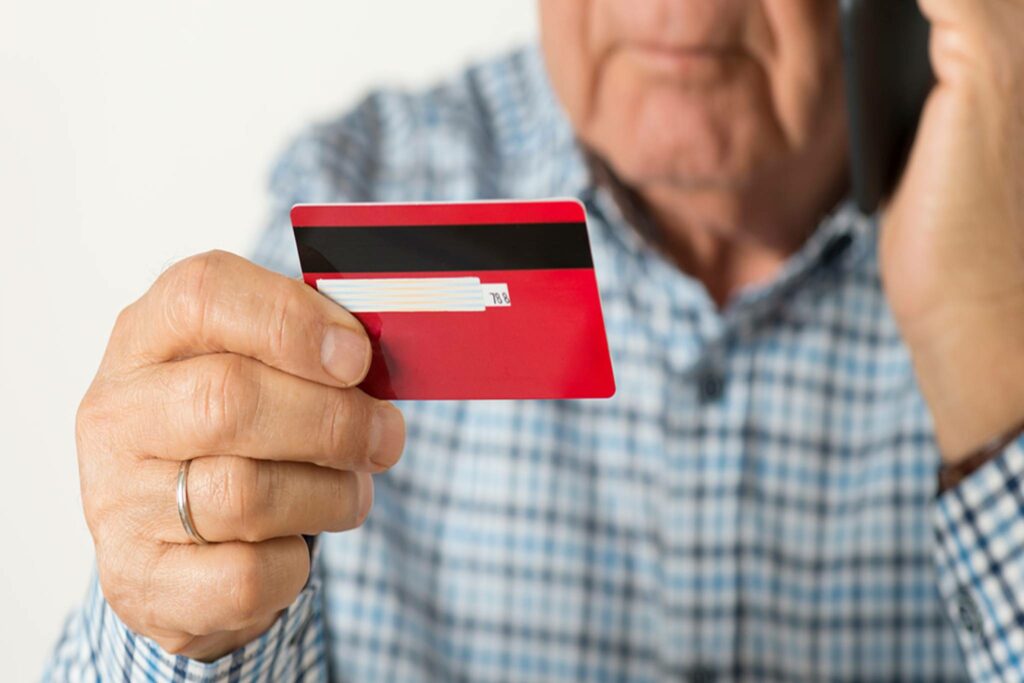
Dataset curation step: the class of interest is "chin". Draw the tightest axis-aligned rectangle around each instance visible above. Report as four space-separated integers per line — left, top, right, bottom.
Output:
594 127 762 193
585 63 782 189
607 144 746 191
586 87 774 191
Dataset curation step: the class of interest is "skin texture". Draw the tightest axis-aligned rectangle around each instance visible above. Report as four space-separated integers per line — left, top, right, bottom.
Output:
76 0 1024 664
538 0 851 305
880 0 1024 457
77 250 406 660
539 0 1024 457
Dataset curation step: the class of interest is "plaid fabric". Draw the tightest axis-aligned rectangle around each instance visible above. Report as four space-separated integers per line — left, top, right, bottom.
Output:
44 45 1024 682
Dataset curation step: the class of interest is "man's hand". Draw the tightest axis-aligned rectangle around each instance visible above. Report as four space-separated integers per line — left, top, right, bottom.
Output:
880 0 1024 460
75 250 405 661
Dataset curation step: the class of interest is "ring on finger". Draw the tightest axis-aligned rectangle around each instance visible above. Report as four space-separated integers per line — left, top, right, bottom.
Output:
177 459 209 545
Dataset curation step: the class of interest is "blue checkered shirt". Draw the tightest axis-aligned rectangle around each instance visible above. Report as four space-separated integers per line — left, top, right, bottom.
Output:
45 45 1024 682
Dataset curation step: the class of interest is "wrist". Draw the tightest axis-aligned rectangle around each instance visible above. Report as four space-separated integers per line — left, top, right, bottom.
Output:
937 417 1024 492
905 308 1024 463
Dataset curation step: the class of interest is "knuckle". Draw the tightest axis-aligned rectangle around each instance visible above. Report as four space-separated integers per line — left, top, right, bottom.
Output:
192 355 259 449
103 300 144 361
75 377 120 450
95 548 129 607
80 477 116 537
96 540 158 633
161 250 234 335
352 476 373 529
76 386 121 532
74 388 103 452
320 390 355 459
219 457 273 541
322 472 370 532
76 401 126 467
229 546 268 625
263 280 306 363
172 250 234 287
110 301 137 340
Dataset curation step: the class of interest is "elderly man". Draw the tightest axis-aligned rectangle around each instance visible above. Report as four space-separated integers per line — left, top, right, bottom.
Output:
44 0 1024 681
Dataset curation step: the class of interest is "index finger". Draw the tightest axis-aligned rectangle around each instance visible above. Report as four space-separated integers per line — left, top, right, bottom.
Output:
112 250 369 388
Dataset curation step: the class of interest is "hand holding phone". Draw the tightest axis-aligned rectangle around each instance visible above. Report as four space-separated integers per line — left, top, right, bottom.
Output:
868 0 1024 459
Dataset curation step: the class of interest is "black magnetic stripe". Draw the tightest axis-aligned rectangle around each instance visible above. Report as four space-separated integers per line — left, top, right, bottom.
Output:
293 222 593 272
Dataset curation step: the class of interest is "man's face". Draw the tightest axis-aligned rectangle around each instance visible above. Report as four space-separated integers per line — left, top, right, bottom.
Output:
538 0 846 192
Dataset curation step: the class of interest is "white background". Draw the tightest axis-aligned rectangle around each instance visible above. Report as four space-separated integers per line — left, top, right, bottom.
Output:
0 1 537 678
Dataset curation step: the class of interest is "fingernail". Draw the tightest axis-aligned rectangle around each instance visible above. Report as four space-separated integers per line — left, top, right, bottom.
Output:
368 402 405 469
355 473 374 525
320 325 370 385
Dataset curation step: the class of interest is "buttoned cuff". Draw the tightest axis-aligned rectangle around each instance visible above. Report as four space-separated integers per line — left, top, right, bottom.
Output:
935 438 1024 681
82 544 327 683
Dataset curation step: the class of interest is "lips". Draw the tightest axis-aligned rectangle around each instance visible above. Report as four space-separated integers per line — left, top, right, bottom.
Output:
625 43 743 80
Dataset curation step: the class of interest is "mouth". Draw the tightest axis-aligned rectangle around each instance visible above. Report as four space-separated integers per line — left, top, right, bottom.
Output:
626 43 745 80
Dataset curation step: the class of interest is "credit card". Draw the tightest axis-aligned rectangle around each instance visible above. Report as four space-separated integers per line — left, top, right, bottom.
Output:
291 200 615 400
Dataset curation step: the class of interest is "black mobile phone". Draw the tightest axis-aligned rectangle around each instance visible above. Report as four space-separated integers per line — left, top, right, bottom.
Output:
839 0 934 213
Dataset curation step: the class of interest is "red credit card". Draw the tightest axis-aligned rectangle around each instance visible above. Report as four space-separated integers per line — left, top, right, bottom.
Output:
291 200 615 400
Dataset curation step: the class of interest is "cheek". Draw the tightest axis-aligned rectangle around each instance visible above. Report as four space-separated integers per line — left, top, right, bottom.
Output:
538 1 600 130
759 0 844 145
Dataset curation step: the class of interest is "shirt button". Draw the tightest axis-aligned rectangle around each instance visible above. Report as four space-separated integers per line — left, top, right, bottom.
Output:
696 367 725 403
686 664 717 683
955 587 983 634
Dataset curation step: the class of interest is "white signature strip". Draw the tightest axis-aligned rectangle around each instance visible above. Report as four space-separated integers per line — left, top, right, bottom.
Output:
317 277 510 312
